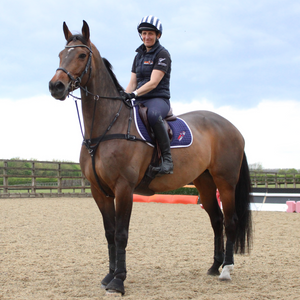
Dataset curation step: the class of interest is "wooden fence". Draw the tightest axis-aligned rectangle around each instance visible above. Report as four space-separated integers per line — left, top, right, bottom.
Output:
0 159 90 198
0 159 299 198
250 172 300 188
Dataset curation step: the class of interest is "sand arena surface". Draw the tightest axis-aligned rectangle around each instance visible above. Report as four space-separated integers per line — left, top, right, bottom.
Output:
0 198 299 299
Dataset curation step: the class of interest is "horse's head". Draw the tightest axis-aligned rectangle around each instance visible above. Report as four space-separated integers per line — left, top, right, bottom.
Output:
49 20 93 100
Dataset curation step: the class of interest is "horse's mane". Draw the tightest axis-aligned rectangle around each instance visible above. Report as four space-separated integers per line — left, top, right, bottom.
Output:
102 57 124 93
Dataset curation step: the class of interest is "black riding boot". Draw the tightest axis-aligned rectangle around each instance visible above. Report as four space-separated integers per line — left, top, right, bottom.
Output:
152 116 174 175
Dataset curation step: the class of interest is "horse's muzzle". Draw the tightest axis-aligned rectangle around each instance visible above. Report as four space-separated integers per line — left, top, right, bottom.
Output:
49 80 69 100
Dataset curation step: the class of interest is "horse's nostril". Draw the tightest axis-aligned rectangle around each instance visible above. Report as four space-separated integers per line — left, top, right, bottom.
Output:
55 81 66 91
49 81 66 93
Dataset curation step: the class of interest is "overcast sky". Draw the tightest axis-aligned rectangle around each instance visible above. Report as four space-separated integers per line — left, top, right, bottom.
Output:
0 0 299 169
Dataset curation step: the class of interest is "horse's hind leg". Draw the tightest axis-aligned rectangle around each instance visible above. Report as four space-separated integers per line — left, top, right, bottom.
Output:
213 179 238 281
193 171 224 276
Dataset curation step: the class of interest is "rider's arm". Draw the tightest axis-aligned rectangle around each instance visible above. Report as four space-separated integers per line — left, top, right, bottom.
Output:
133 69 165 97
125 72 138 93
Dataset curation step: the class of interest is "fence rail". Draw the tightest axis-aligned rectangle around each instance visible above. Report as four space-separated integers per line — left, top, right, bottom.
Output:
250 172 300 188
0 159 90 198
1 159 300 198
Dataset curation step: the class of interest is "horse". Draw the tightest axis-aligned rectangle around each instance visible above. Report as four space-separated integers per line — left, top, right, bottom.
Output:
49 20 252 296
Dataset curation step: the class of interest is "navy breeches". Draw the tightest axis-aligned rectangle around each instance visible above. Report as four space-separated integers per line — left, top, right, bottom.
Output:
137 98 170 127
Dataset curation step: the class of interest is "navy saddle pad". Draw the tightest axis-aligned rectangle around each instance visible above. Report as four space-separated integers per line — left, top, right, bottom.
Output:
133 102 193 148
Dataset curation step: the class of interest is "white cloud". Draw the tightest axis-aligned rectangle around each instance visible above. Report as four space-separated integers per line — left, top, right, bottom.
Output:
172 99 300 169
0 96 83 162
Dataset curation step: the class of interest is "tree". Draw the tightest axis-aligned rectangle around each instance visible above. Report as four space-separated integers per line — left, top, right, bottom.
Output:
249 162 263 172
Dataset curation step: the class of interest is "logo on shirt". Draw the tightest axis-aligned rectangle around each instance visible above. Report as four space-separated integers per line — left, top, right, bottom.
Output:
144 60 153 65
158 58 167 67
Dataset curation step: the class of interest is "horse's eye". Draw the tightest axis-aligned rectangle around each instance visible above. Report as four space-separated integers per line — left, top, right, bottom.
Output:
79 53 87 59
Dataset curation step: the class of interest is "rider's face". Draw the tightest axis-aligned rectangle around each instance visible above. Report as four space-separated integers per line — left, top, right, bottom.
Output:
141 31 159 50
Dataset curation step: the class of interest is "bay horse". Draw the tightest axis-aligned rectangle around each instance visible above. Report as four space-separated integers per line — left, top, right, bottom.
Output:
49 21 252 295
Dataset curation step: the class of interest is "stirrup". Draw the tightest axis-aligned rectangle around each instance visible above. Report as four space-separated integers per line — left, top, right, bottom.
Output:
153 159 174 176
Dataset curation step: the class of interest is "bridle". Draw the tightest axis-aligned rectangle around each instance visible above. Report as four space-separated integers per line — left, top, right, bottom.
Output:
57 44 93 90
57 44 126 102
56 43 145 198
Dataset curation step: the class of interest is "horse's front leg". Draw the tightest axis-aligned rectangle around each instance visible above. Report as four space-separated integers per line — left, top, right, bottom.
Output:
105 184 133 295
91 187 117 289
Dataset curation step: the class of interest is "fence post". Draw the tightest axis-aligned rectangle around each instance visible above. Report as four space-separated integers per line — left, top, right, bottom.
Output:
31 162 36 194
58 163 62 194
265 173 268 188
293 174 296 188
3 160 8 193
81 173 86 193
284 174 287 188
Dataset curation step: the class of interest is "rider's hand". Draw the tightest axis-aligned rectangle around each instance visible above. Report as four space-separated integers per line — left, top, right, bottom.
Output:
121 91 137 100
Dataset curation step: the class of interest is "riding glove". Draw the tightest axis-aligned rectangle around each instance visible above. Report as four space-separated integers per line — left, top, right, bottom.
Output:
121 91 136 100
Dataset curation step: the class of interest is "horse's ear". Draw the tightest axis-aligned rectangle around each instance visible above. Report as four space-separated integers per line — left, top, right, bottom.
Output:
63 22 72 41
82 20 90 42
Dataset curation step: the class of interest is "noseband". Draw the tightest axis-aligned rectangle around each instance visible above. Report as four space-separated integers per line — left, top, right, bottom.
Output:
57 44 93 88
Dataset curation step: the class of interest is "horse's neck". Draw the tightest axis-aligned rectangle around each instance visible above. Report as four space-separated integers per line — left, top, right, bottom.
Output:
80 53 126 139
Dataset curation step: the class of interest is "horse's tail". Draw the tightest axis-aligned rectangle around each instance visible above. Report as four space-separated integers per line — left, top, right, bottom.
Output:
234 152 253 254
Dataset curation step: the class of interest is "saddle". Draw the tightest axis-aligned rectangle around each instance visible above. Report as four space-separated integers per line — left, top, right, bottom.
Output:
138 104 177 142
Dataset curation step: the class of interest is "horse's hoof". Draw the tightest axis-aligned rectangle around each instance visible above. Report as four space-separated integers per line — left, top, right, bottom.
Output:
106 290 123 297
101 273 114 289
219 264 234 281
105 278 125 295
207 260 222 276
207 267 220 276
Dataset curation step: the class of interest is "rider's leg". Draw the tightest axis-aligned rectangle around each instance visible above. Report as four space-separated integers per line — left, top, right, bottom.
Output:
151 116 174 175
142 98 173 175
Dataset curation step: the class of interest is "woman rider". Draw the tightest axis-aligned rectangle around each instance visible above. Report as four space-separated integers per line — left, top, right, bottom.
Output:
123 16 173 176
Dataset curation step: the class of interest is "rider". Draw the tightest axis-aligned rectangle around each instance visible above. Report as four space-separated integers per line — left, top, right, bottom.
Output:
123 15 173 176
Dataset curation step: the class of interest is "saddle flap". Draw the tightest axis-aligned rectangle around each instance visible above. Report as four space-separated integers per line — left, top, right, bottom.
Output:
138 104 174 141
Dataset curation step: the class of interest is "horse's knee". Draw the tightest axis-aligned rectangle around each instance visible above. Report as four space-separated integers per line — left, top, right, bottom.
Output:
105 230 115 245
115 229 129 249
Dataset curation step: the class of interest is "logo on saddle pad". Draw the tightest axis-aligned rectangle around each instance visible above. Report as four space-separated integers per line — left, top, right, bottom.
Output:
177 131 186 141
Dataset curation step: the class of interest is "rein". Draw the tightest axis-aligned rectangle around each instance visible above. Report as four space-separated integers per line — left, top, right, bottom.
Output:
59 44 145 197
